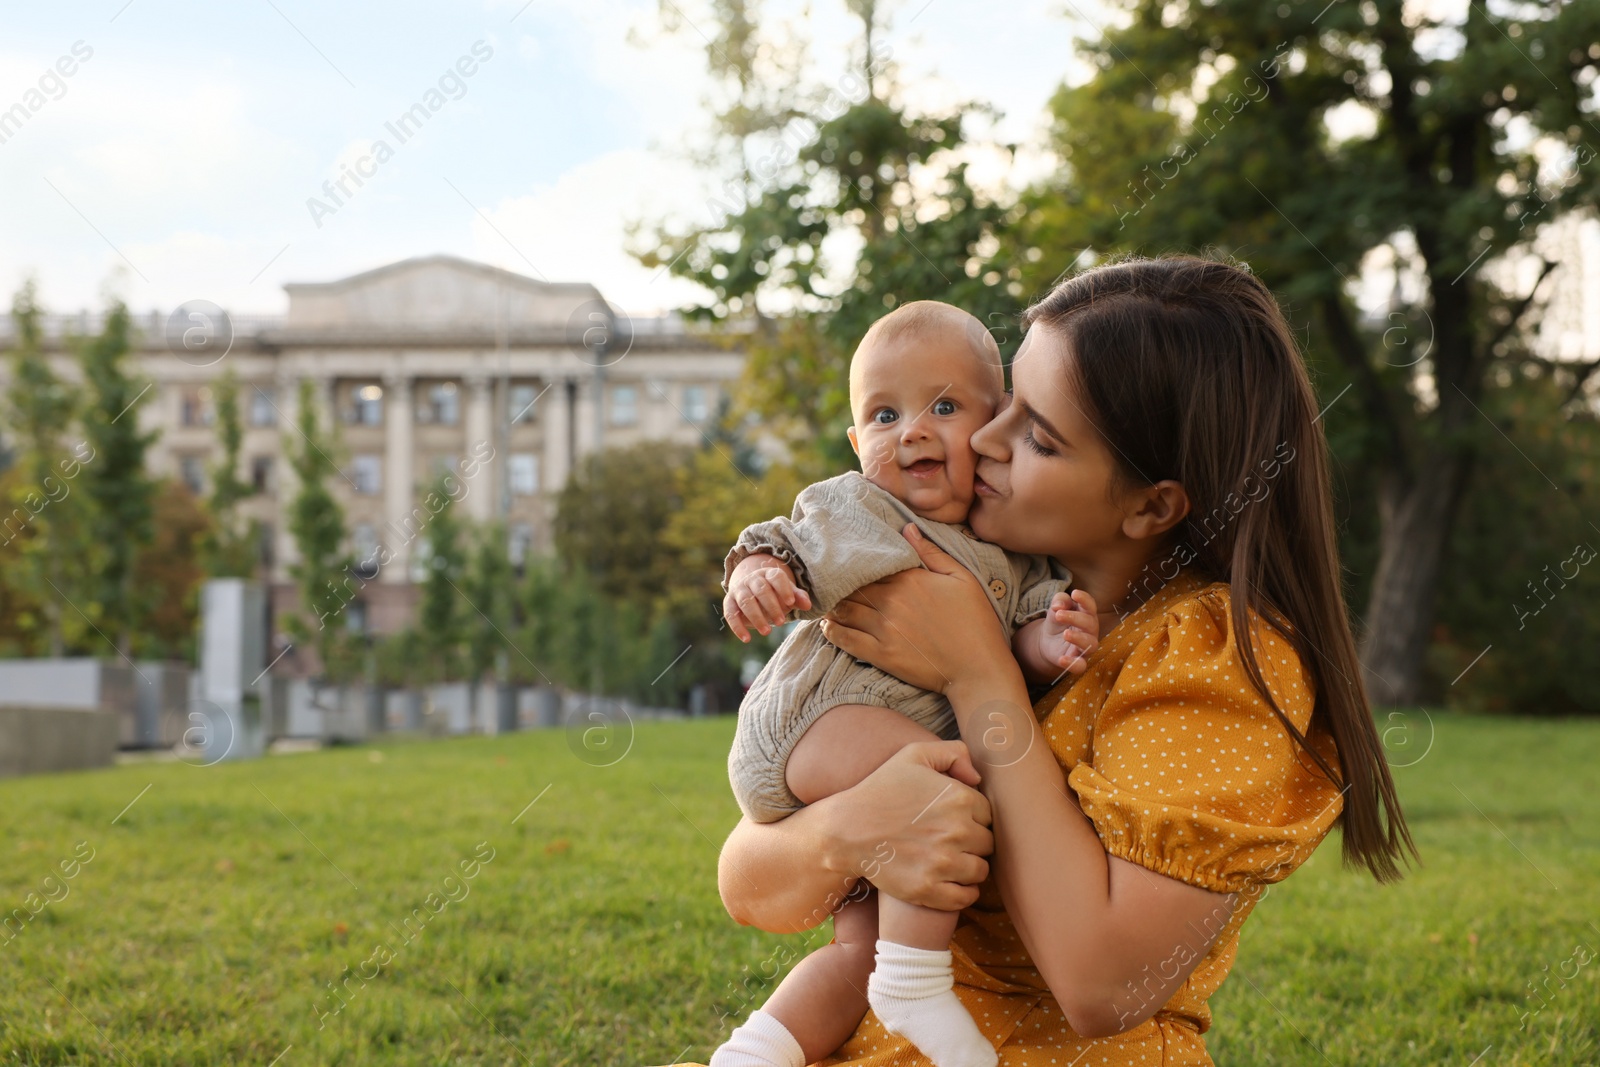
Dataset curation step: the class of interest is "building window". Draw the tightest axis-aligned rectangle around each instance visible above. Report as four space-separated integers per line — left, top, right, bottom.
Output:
508 523 533 568
346 599 368 634
250 455 273 493
258 522 274 569
352 522 380 578
409 537 431 583
178 454 206 494
249 386 277 427
509 383 540 424
180 386 214 428
509 453 539 496
683 385 709 422
345 383 384 425
350 454 382 495
610 385 638 427
417 381 460 425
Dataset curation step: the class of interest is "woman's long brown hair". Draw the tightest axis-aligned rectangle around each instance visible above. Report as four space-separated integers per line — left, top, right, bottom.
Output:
1024 254 1416 882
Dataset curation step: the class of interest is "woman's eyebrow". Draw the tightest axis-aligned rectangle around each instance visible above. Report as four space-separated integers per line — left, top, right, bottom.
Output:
1019 401 1068 444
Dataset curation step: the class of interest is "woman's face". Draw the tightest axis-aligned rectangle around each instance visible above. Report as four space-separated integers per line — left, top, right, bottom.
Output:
966 325 1134 568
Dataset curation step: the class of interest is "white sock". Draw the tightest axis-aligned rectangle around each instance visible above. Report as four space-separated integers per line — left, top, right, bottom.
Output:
707 1009 806 1067
867 940 996 1067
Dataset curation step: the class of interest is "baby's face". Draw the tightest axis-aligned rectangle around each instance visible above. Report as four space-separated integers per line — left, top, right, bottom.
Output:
847 330 1003 524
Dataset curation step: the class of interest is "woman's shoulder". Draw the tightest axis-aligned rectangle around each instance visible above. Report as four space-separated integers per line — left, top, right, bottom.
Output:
1105 572 1313 726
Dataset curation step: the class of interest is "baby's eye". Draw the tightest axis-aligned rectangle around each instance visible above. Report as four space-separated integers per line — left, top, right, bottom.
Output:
933 399 957 416
873 408 898 425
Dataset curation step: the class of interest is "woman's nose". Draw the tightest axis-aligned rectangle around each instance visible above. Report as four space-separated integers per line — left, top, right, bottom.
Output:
972 406 1011 460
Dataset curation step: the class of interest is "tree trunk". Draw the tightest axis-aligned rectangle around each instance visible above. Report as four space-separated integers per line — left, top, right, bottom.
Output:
1358 446 1474 705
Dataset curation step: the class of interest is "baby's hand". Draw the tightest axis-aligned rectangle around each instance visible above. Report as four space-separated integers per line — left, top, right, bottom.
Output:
1037 589 1100 677
724 554 813 643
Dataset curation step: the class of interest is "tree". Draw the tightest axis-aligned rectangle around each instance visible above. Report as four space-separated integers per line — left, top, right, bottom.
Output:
465 523 515 688
641 0 1024 471
2 280 88 656
204 369 260 578
416 473 468 683
1027 0 1600 703
78 300 158 655
131 480 212 661
284 378 350 674
554 441 697 601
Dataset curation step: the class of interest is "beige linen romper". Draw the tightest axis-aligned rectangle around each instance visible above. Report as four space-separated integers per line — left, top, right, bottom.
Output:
724 471 1071 823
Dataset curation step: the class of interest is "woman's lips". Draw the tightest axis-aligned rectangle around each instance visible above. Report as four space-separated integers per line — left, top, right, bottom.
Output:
905 458 944 478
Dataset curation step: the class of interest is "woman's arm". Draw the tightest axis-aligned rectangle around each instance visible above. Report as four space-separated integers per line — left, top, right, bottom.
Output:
718 741 996 934
822 526 1233 1038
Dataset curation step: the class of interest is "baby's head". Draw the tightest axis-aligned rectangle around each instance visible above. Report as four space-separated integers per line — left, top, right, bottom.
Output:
846 301 1005 524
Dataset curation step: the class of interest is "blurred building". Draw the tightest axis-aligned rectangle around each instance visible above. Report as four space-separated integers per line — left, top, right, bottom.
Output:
0 255 744 634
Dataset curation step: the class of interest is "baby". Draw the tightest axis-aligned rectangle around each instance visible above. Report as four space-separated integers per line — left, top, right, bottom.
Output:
709 301 1099 1067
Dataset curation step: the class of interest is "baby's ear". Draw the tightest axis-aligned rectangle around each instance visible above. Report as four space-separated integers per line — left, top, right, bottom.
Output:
845 425 861 457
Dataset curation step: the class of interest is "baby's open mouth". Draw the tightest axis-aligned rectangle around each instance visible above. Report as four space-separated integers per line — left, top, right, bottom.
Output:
905 458 944 477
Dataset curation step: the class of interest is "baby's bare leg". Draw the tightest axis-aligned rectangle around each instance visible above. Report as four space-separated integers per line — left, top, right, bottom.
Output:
756 886 879 1062
706 706 936 1065
787 703 942 805
787 706 996 1067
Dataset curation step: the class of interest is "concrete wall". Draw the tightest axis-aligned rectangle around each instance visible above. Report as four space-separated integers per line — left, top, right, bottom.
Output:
0 707 119 778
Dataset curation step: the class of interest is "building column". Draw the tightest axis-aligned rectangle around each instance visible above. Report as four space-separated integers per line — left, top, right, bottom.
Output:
574 375 600 461
542 376 572 496
272 371 302 584
382 372 414 582
463 372 494 523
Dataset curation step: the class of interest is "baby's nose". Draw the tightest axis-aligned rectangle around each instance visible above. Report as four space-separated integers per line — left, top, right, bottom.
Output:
899 415 931 440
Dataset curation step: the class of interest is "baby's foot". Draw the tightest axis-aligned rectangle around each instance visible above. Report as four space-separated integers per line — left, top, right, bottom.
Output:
707 1009 804 1067
867 940 997 1067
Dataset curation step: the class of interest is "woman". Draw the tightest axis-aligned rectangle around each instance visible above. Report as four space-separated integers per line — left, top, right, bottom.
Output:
670 255 1414 1065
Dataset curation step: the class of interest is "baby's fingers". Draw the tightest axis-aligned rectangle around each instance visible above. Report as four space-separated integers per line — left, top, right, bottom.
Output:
751 582 794 634
723 595 753 643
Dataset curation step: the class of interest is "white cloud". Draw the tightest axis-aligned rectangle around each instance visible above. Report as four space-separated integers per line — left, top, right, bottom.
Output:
471 147 714 313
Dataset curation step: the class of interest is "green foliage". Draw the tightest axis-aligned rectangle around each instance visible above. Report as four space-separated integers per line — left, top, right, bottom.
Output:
284 379 351 674
129 480 212 662
0 714 1595 1064
1 280 92 656
640 1 1024 472
76 299 159 656
415 475 467 684
204 370 261 578
554 441 696 601
514 556 662 699
1429 370 1600 713
1025 0 1600 702
465 522 514 684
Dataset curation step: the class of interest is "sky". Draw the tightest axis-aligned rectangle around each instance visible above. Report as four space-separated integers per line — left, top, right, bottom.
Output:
0 0 1100 318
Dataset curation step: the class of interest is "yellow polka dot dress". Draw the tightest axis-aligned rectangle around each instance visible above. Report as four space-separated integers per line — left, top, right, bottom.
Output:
667 571 1345 1067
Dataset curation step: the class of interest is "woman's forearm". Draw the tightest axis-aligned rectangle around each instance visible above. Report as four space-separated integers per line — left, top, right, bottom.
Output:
947 671 1230 1037
717 803 863 935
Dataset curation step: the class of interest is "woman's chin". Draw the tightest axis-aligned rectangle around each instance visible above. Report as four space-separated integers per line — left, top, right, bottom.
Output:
967 497 1001 542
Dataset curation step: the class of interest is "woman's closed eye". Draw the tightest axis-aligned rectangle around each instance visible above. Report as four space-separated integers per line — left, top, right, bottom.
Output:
1023 427 1056 456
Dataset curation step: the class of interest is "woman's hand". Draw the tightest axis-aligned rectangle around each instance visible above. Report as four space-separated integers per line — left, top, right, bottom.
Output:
820 523 1017 695
835 740 995 912
719 737 996 931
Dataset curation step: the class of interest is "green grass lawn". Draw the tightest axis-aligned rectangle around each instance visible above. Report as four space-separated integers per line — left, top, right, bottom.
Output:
0 712 1596 1065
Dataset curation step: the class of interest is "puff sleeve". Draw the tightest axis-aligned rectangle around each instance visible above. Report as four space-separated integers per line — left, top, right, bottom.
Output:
1065 588 1344 895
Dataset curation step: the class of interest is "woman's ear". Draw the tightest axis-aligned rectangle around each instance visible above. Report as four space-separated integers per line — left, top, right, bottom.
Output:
1121 479 1190 541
